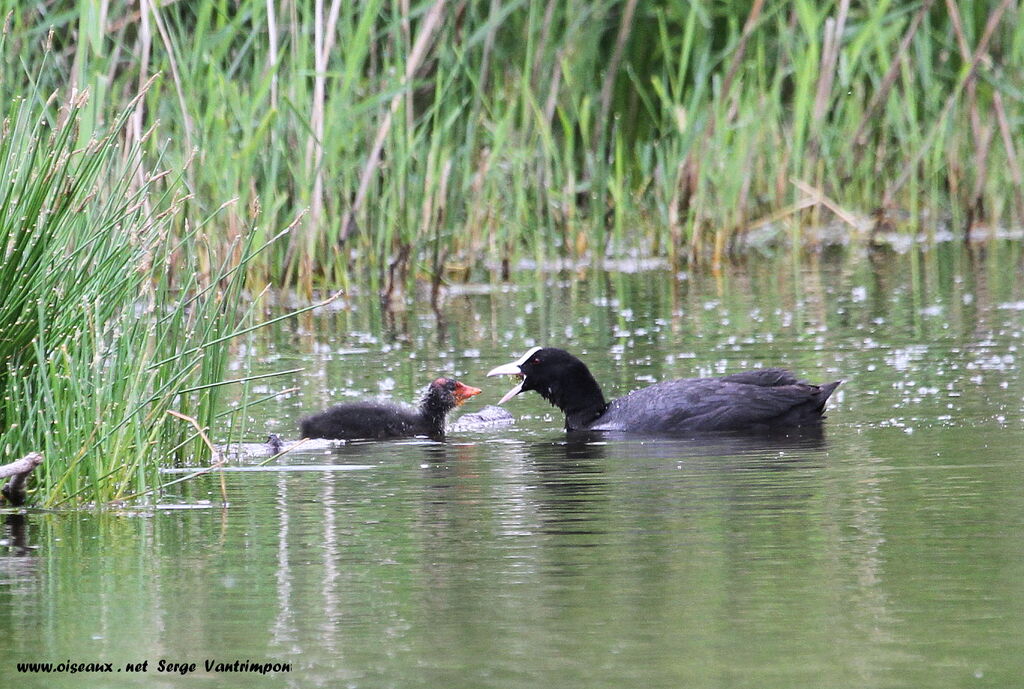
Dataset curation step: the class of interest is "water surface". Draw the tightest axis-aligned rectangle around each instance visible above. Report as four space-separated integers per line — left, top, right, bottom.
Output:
3 243 1024 688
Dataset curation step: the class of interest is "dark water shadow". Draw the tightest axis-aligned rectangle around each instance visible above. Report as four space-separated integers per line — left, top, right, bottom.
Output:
1 514 34 556
0 514 39 587
514 428 831 535
523 436 611 537
560 424 829 461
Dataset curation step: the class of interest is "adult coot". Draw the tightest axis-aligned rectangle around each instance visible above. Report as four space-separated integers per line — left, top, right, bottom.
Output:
300 378 482 440
487 347 840 434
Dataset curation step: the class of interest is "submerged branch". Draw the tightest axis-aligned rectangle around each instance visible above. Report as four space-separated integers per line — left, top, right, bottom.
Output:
0 453 44 506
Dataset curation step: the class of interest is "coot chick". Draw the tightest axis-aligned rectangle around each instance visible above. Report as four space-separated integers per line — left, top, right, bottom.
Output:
487 347 840 434
300 378 482 440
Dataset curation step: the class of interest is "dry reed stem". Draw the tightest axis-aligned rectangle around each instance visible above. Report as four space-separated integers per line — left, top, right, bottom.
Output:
478 0 501 96
852 0 934 151
597 0 638 143
686 0 764 262
308 0 343 236
307 0 344 228
148 0 194 154
993 91 1024 219
401 0 414 138
812 0 849 127
969 123 995 223
532 0 558 92
295 0 342 295
341 0 448 242
711 0 764 139
105 0 180 33
882 0 1014 209
167 409 228 504
130 1 152 150
744 197 820 233
945 0 985 174
266 0 279 108
543 50 563 123
129 1 154 216
791 178 864 230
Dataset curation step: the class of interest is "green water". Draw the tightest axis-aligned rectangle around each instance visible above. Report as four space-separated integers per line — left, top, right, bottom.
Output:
3 244 1024 688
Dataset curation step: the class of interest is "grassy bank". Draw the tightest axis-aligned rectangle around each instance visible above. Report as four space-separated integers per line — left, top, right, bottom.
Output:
3 1 1021 285
0 72 282 506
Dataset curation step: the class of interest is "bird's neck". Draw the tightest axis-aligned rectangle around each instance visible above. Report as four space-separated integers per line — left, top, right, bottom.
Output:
563 403 607 432
419 397 450 436
539 368 607 431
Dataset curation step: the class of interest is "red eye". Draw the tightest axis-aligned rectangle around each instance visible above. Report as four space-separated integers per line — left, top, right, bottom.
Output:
531 357 540 364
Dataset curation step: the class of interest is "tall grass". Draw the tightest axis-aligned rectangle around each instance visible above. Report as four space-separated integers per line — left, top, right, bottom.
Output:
2 1 1022 282
0 70 275 506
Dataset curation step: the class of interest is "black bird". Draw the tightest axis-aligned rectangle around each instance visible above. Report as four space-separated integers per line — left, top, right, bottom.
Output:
300 378 482 440
487 347 840 434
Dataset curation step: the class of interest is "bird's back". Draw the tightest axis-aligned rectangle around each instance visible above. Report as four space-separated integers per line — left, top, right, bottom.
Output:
299 401 423 440
588 368 839 433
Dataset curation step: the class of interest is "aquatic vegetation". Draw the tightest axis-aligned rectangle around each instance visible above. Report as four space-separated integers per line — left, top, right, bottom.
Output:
0 0 1019 287
2 2 1023 505
0 77 277 506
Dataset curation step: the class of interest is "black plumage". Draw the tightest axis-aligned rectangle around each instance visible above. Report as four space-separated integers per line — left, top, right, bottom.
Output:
487 347 840 434
299 377 481 440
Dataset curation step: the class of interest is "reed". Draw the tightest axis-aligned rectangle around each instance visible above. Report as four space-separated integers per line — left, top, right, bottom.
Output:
0 74 282 506
1 1 1022 284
